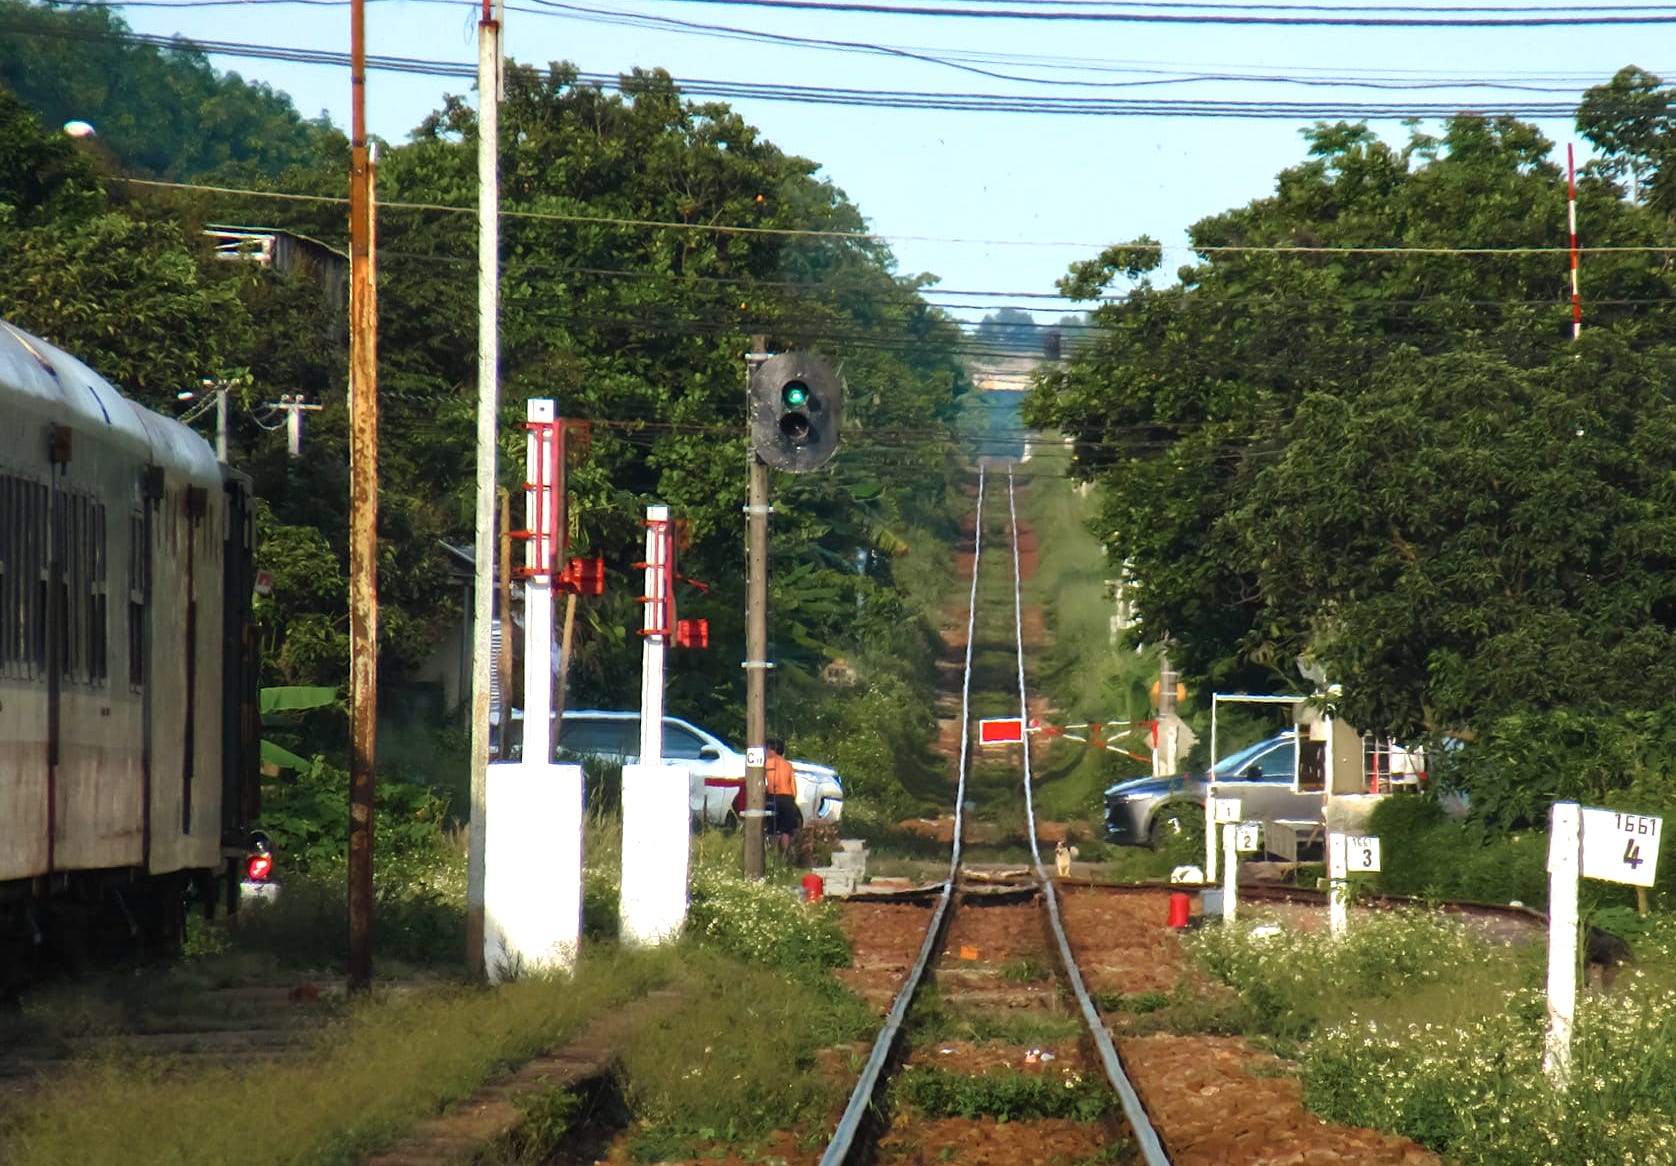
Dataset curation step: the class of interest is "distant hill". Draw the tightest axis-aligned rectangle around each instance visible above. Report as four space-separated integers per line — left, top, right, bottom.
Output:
0 0 342 180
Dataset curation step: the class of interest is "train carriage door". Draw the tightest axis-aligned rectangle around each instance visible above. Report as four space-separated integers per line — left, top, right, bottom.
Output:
135 465 162 867
44 425 70 866
220 472 259 846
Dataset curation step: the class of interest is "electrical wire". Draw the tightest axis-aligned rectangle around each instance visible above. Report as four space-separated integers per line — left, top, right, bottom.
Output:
115 177 1676 256
562 0 1676 25
51 0 1676 99
6 16 1671 119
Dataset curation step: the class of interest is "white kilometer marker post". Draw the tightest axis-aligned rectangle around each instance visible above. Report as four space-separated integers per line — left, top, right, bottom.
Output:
1207 797 1241 917
1230 820 1264 922
1222 823 1239 923
1545 803 1662 1088
1326 832 1380 936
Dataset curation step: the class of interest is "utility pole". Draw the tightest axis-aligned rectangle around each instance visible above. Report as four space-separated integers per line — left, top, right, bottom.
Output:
181 377 238 461
1154 647 1182 780
466 0 504 981
346 0 380 994
214 383 228 462
743 335 770 880
269 395 323 457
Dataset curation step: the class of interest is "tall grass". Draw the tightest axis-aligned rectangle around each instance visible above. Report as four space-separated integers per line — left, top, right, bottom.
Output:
614 949 873 1156
1187 908 1515 1046
1190 908 1676 1163
0 949 680 1166
1303 980 1676 1163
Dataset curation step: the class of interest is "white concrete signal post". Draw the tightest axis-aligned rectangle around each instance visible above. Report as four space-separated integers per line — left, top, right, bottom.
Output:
482 400 584 982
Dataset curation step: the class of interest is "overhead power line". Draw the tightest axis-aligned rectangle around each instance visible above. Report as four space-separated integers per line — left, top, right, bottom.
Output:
52 0 1676 23
115 177 1676 258
54 0 1676 95
585 0 1676 24
6 16 1669 119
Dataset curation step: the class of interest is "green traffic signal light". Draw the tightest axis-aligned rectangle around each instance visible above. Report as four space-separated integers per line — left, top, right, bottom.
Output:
782 382 809 409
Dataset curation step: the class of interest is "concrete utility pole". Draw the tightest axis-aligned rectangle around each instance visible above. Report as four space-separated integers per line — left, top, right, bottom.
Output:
743 335 772 880
269 395 323 458
1155 649 1179 776
180 377 238 461
214 384 228 462
346 0 380 994
465 0 503 981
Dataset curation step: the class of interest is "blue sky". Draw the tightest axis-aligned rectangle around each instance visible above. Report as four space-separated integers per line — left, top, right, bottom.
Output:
117 0 1660 325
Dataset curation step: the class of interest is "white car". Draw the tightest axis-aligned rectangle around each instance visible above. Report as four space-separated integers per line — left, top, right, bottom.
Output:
525 709 844 827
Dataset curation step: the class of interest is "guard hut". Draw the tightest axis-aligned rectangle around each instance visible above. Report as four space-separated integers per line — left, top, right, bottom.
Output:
1204 692 1382 880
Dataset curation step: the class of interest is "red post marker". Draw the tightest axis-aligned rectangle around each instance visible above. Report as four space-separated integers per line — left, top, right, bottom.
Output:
1168 892 1191 929
801 872 825 903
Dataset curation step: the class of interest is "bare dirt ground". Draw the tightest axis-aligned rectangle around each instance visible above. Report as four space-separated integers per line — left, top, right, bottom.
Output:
1056 888 1442 1166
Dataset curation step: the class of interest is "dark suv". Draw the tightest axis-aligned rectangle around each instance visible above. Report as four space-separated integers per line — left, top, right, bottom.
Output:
1103 732 1323 847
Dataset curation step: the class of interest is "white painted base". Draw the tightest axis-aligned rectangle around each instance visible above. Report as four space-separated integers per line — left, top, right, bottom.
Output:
483 761 583 982
620 763 690 945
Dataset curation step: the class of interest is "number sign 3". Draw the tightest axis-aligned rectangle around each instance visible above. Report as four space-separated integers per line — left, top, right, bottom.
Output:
1343 835 1381 873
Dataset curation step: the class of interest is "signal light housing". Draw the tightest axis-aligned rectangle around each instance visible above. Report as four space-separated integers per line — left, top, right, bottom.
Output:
559 557 606 597
749 352 842 472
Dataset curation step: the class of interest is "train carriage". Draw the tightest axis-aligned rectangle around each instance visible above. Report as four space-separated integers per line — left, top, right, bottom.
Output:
0 319 259 977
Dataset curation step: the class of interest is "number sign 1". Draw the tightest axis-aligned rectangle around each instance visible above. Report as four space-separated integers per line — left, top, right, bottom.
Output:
1579 808 1663 888
1212 797 1243 824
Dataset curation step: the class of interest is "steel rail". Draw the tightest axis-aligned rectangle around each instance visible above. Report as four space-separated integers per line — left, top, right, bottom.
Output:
1005 465 1173 1166
816 465 987 1166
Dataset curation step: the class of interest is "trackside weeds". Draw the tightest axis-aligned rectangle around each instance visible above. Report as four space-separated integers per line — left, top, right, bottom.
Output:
1186 909 1676 1165
687 868 852 971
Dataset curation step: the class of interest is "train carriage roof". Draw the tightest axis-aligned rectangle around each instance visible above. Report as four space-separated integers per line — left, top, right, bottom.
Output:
0 319 221 488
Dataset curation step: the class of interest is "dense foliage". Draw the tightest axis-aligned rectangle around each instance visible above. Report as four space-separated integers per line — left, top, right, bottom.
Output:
1027 74 1676 821
0 3 973 813
0 0 340 179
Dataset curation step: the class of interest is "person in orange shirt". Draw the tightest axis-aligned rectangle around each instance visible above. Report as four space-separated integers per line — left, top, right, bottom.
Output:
765 737 802 853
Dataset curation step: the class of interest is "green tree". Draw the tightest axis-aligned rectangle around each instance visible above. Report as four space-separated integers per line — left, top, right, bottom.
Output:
0 0 339 180
1026 112 1676 711
0 85 254 405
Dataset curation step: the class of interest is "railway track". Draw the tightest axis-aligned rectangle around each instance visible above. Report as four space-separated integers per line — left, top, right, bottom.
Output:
811 463 1494 1165
815 462 1171 1166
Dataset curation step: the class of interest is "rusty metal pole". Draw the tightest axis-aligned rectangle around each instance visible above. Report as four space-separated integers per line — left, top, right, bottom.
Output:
743 335 770 880
346 0 379 994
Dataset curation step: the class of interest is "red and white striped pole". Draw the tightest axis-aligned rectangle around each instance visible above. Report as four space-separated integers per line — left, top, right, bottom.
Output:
1568 143 1582 340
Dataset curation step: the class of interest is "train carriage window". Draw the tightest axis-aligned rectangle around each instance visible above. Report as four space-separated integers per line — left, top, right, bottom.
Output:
48 489 109 687
1 474 50 679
